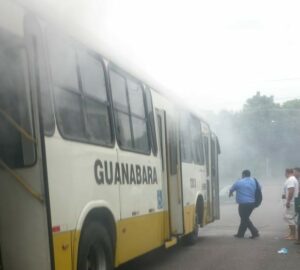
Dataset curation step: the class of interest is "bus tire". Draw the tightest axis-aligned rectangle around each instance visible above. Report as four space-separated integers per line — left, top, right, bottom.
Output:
183 212 199 245
78 222 113 270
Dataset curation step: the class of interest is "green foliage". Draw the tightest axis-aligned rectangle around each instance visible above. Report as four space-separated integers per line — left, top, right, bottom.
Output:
243 91 280 111
282 99 300 109
213 93 300 184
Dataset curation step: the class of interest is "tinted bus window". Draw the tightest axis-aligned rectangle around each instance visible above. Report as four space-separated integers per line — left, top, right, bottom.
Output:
110 70 133 148
211 138 216 177
79 53 112 144
180 118 193 163
169 123 178 175
191 118 205 165
157 115 164 171
204 136 210 176
48 32 113 145
145 88 157 156
110 68 150 154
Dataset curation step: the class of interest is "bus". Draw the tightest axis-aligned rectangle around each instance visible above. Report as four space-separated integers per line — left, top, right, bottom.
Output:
0 1 220 269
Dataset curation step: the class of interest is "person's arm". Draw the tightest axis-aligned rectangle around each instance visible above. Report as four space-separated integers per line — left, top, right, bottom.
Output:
286 187 295 208
229 183 236 197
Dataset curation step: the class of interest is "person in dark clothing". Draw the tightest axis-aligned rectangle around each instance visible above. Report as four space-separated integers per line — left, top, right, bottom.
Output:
229 169 260 239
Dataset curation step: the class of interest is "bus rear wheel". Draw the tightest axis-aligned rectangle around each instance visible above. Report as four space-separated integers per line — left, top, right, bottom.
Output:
78 222 113 270
183 212 199 245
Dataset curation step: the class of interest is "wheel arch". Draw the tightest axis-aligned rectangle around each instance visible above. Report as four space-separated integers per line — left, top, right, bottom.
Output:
76 201 117 260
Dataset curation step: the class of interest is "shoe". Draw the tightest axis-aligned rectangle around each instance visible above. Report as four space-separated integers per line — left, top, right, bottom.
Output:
234 234 244 238
249 233 259 239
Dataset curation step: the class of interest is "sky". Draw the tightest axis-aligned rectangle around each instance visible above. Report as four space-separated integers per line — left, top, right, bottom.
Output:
24 0 300 112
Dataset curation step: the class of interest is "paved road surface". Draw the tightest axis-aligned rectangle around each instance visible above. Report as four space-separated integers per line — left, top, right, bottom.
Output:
117 184 300 270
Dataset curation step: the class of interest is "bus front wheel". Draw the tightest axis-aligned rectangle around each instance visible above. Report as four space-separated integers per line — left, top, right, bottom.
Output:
78 222 113 270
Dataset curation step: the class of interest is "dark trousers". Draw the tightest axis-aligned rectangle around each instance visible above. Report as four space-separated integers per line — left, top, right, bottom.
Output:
237 203 259 237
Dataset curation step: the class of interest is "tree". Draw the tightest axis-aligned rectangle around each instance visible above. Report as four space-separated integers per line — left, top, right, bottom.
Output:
211 92 300 184
282 99 300 109
243 91 280 111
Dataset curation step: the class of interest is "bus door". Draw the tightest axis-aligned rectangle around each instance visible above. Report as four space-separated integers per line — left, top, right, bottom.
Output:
0 15 53 270
156 109 184 236
211 136 221 220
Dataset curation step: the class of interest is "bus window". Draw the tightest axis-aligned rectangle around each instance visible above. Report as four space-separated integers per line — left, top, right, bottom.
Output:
145 88 158 156
191 118 205 165
127 78 150 153
127 79 145 117
116 112 132 148
110 70 133 149
204 136 210 176
55 86 86 139
79 53 107 101
49 35 79 90
110 68 150 154
211 138 216 177
169 123 178 175
180 115 193 163
198 130 205 165
48 35 86 140
79 52 113 144
0 29 35 167
157 114 164 171
48 32 113 145
110 70 128 111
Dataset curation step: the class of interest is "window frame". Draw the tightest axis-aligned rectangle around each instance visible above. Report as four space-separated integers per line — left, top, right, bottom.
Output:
211 137 216 177
179 113 193 164
144 86 158 156
47 30 115 147
179 113 205 165
190 116 205 166
168 121 178 175
108 64 152 155
204 135 210 176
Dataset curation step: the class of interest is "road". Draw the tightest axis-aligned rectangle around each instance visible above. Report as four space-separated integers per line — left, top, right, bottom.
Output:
117 184 300 270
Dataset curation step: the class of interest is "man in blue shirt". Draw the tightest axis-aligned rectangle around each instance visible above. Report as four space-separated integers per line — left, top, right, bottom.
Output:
229 169 260 239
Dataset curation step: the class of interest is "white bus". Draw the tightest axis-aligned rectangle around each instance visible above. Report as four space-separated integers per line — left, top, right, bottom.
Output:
0 1 220 269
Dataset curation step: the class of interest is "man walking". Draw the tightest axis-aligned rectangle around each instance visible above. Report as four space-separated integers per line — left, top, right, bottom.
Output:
229 169 260 239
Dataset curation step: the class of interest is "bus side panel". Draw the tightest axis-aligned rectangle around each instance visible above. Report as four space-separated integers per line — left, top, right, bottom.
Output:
0 170 52 270
115 211 165 265
45 138 121 269
181 163 206 234
115 149 165 264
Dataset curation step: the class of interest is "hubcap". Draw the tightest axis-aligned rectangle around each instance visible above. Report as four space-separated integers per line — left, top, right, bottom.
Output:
86 244 107 270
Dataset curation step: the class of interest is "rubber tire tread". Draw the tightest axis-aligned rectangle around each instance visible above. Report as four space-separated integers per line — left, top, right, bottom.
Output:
183 213 199 245
77 222 113 270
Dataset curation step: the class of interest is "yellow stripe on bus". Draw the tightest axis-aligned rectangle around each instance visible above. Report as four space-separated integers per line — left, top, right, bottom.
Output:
53 231 73 270
53 205 201 269
115 211 168 265
183 205 196 234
